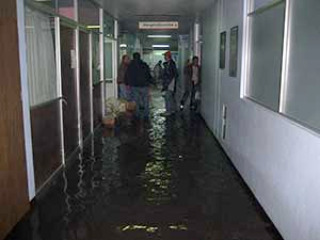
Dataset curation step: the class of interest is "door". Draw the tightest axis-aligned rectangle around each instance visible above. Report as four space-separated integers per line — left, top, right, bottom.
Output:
79 30 92 140
0 1 29 238
25 8 63 190
92 32 102 128
60 24 79 157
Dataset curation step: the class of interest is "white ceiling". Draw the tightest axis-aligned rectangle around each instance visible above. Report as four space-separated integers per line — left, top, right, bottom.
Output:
94 0 215 33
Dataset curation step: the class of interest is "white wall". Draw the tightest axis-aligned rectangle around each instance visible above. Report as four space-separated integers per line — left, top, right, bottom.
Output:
201 1 320 240
201 0 220 135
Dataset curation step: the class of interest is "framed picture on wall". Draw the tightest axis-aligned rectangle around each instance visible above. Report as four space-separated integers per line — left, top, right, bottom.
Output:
229 26 239 77
219 31 226 69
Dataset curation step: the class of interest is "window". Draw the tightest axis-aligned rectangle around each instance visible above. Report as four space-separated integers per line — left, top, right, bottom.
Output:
245 0 286 111
25 7 58 107
282 0 320 132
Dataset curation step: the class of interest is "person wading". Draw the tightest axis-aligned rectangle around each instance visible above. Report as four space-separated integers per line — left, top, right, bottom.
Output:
117 55 130 100
153 60 163 87
161 51 178 117
180 56 201 111
125 52 153 120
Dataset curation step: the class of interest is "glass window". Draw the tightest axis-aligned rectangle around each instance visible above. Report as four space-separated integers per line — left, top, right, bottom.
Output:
246 1 286 111
282 0 320 132
25 7 58 107
103 13 114 38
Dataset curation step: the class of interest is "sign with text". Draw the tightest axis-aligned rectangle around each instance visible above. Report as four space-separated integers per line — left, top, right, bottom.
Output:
139 21 179 30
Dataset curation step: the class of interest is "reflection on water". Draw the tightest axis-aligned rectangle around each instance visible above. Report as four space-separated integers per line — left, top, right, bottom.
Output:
6 90 283 240
143 161 174 204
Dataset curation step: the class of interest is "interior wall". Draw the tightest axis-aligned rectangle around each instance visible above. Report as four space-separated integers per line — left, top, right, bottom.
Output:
0 1 30 238
201 1 320 240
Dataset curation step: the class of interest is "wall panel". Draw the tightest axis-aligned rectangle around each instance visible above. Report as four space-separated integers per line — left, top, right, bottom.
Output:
0 1 30 238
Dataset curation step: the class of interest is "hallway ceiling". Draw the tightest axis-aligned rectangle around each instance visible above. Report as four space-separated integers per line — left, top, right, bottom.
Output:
94 0 214 33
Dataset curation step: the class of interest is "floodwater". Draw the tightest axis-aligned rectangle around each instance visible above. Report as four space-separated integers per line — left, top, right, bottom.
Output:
6 91 283 240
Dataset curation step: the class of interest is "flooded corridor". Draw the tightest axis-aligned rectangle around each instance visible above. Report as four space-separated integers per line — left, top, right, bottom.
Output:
7 91 283 240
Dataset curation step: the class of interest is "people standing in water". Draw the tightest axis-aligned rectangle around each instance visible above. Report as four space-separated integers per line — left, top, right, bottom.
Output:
125 52 153 120
180 56 201 111
117 55 130 100
161 51 179 117
153 60 163 87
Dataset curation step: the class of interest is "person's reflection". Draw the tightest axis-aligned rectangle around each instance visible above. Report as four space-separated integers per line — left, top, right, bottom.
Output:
117 122 150 202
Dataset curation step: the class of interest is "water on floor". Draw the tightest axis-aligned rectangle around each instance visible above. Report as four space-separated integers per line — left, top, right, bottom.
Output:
6 91 283 240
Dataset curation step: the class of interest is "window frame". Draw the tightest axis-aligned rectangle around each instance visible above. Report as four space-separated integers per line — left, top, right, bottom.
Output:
241 0 290 113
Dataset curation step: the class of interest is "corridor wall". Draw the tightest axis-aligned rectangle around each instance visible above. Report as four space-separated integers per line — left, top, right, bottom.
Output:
201 1 320 240
0 1 30 238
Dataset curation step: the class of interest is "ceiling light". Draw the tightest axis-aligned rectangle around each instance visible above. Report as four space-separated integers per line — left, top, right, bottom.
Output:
147 35 172 38
120 44 127 48
152 45 170 48
87 25 100 29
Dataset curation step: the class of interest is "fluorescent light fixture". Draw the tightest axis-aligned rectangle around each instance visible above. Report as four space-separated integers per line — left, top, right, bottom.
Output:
120 44 127 48
87 25 101 29
152 45 170 48
148 35 172 38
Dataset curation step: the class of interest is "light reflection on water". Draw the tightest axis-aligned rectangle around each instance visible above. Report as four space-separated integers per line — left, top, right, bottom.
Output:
6 90 284 240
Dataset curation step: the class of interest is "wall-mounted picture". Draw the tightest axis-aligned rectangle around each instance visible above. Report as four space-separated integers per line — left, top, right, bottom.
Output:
219 31 226 69
229 26 239 77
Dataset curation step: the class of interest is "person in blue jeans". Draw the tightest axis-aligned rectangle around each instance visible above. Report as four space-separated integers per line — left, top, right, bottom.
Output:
161 51 179 117
125 52 153 119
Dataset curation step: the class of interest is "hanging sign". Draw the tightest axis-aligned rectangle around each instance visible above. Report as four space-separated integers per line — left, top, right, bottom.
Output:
139 21 179 30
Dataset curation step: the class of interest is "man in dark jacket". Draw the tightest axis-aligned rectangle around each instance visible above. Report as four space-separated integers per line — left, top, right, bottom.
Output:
161 51 178 116
125 52 153 119
180 56 201 111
